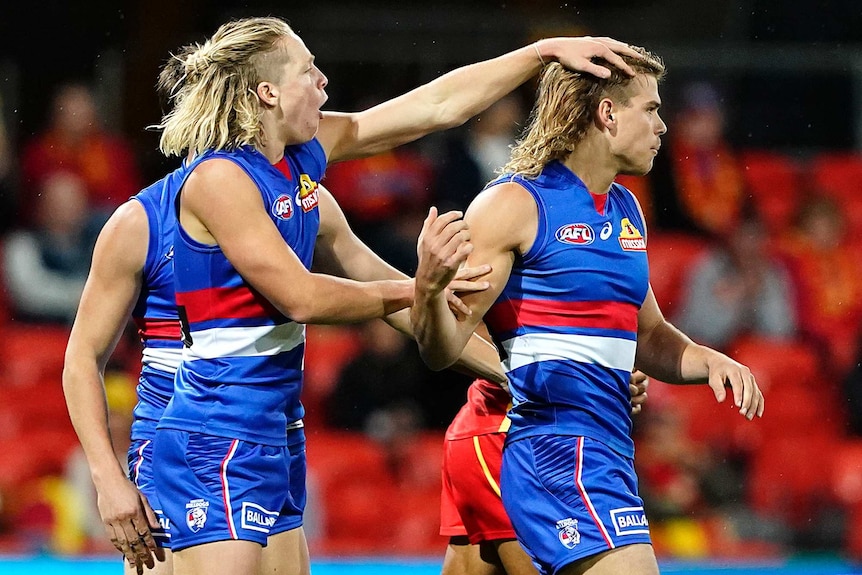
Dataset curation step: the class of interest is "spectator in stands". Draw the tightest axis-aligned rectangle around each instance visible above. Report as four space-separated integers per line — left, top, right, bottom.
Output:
780 195 862 375
323 139 435 275
325 319 430 434
434 93 526 212
20 82 141 223
649 81 745 235
3 171 101 324
673 214 797 350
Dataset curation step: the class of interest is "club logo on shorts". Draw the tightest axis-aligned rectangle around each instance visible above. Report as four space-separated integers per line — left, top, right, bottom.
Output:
610 506 649 536
241 502 279 533
555 517 580 549
185 499 209 533
272 194 294 220
555 223 595 245
618 218 646 251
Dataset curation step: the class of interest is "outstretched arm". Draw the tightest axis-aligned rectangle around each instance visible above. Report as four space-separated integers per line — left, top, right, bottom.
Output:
411 182 537 370
62 201 161 571
635 286 765 420
313 185 505 382
318 37 643 163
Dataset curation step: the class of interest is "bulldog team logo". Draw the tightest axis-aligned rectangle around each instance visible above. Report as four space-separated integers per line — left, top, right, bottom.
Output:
618 218 646 251
185 499 209 533
272 194 294 220
296 174 320 213
555 223 595 245
556 517 581 549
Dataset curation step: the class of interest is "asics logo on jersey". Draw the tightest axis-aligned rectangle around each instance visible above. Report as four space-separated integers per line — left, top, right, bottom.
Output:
165 246 174 260
600 221 613 240
272 194 294 220
555 223 595 245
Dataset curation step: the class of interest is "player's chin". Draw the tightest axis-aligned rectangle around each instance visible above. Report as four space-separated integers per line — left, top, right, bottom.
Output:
620 160 654 177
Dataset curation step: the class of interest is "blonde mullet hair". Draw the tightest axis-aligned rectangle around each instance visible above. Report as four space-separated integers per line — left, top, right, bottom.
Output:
502 46 665 179
155 17 295 158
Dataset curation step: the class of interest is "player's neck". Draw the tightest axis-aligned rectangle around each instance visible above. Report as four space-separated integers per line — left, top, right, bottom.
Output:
562 140 616 196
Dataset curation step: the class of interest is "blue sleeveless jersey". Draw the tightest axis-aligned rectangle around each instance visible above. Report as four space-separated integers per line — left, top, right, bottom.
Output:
485 161 649 458
129 162 197 440
160 140 326 446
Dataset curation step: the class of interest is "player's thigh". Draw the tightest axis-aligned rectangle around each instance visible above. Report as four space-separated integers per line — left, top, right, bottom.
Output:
172 539 262 575
559 543 658 575
260 526 310 575
441 536 504 575
495 539 539 575
122 549 173 575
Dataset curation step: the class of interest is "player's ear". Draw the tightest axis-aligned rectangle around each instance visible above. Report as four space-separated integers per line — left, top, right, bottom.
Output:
256 81 278 107
598 99 615 130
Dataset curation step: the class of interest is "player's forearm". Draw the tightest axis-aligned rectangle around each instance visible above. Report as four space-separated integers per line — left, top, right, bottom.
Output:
636 319 706 384
287 275 413 324
413 45 541 130
62 360 128 484
410 289 471 371
451 333 506 384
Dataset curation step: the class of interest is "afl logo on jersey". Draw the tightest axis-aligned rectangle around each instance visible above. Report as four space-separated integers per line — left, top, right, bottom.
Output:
272 194 294 220
555 223 595 245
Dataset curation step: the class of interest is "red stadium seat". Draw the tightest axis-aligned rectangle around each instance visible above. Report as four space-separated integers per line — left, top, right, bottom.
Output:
727 336 820 395
829 440 862 506
0 324 70 387
809 151 862 202
302 325 363 427
749 433 838 525
646 233 709 318
739 150 803 236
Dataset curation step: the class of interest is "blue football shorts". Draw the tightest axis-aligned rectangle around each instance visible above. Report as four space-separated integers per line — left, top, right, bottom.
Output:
152 428 306 552
128 434 171 548
500 434 652 575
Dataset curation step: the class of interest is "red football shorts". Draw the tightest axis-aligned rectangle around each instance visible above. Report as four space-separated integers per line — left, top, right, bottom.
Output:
440 432 516 544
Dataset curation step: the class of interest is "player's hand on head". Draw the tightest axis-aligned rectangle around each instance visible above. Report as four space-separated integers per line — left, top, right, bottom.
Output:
416 207 473 297
550 36 644 78
629 369 649 415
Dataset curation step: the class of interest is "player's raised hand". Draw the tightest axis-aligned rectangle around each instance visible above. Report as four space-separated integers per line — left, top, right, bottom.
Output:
416 207 473 297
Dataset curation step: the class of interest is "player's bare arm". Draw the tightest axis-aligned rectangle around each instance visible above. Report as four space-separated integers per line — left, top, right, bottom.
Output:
412 182 537 370
180 159 413 324
313 185 505 383
62 201 161 571
317 37 645 163
635 285 765 419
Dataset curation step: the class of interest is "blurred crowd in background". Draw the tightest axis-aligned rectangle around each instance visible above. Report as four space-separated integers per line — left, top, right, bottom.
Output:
0 0 862 565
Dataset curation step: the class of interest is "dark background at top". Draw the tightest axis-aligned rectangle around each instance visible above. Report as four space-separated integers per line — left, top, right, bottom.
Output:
1 0 860 184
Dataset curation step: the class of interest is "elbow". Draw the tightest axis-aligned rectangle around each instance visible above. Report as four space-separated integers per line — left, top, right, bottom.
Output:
417 346 459 372
284 302 317 325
